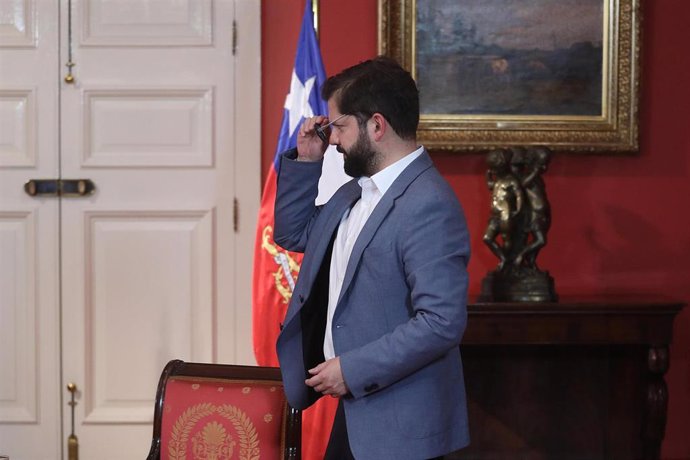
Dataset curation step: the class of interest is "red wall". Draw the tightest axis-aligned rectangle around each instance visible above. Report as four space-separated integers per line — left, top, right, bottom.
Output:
261 1 690 458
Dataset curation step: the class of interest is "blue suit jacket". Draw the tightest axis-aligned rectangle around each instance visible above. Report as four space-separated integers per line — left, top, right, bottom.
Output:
274 148 470 459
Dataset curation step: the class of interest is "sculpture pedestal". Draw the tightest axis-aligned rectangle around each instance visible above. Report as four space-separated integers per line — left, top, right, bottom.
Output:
480 267 557 302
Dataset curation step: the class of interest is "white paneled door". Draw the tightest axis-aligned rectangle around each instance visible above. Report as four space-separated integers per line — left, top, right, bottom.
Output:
0 1 260 458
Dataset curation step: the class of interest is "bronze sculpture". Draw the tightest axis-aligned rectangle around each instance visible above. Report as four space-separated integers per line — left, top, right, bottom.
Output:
480 147 557 302
483 148 524 270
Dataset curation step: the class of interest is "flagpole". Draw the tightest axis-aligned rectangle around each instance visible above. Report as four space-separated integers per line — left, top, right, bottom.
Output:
312 0 320 40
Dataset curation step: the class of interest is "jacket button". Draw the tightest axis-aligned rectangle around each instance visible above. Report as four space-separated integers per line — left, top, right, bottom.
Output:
298 294 304 303
279 322 284 331
364 383 379 393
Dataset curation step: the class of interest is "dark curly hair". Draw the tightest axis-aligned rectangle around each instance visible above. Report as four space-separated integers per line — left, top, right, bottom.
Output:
321 56 419 140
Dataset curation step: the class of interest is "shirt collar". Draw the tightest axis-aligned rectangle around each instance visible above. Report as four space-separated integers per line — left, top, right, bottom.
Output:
365 145 425 196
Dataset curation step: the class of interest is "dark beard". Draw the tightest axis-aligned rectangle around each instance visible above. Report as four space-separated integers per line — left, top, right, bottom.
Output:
341 129 379 177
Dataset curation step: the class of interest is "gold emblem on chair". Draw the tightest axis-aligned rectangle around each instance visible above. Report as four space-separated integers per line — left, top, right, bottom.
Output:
169 403 260 460
191 421 236 459
261 226 300 303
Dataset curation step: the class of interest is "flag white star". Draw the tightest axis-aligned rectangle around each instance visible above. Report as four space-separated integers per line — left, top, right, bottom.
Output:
284 70 316 136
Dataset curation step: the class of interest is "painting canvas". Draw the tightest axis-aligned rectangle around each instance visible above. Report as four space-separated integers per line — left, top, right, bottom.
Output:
378 0 640 152
416 0 604 117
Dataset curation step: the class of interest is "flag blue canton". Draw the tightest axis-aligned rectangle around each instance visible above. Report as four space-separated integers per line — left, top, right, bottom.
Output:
274 0 328 166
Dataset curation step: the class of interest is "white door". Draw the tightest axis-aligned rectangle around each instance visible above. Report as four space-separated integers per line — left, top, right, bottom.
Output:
0 0 260 458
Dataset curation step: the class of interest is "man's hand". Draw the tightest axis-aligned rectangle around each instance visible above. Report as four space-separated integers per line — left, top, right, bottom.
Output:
305 357 349 397
296 115 329 162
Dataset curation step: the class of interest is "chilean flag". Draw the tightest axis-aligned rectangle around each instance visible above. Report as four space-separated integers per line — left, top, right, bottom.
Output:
252 1 349 458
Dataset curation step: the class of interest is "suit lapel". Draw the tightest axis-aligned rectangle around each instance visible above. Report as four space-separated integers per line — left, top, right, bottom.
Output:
305 179 361 282
336 151 434 307
282 179 360 328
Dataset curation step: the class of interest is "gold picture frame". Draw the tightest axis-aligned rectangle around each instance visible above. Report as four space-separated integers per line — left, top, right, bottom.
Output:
378 0 641 153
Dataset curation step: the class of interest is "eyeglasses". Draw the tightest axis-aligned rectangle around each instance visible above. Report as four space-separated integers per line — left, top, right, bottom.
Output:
315 113 348 144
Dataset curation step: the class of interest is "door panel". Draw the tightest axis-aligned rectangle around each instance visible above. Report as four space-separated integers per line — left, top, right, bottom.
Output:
81 0 213 46
83 210 214 424
0 0 36 48
82 88 214 167
0 211 37 424
0 89 36 167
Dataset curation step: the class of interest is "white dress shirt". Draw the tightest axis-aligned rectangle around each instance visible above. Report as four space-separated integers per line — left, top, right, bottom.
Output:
323 146 425 360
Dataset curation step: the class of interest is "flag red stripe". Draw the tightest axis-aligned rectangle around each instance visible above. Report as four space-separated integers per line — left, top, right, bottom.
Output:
252 167 303 367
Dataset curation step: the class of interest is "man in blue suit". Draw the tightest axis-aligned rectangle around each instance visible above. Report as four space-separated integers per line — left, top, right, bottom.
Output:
274 56 470 459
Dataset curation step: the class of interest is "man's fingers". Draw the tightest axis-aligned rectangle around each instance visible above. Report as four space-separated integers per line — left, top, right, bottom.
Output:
300 116 326 137
306 358 347 397
306 378 326 393
308 362 325 375
305 373 324 389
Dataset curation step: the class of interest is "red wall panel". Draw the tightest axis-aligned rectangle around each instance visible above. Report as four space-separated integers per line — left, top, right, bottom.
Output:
261 1 690 457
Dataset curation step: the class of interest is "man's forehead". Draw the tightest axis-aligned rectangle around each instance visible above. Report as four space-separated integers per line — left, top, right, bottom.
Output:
327 98 341 115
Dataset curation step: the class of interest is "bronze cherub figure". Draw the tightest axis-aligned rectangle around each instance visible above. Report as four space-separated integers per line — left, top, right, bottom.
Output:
480 146 557 302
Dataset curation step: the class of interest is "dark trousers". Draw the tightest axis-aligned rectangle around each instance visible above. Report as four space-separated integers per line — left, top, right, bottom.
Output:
324 399 355 460
323 399 444 460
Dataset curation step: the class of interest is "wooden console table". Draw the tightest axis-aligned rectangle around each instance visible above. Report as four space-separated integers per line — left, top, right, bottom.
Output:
451 297 685 460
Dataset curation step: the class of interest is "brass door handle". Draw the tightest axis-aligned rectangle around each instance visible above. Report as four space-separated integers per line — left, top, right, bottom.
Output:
67 383 79 460
24 179 95 197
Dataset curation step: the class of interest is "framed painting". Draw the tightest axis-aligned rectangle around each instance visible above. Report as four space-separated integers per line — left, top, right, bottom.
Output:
378 0 641 152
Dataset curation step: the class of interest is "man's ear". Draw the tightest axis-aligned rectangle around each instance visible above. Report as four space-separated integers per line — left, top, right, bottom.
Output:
370 113 386 141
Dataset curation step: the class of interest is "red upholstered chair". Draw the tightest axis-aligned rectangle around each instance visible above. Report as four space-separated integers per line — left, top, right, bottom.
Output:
146 359 301 460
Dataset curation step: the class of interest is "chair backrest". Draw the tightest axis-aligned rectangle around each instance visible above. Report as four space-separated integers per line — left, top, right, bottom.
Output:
146 359 301 460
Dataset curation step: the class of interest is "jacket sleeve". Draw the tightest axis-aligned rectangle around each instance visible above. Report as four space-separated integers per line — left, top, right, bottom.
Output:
273 148 324 252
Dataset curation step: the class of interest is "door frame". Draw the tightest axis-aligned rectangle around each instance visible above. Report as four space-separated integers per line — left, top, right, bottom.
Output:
220 0 262 365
